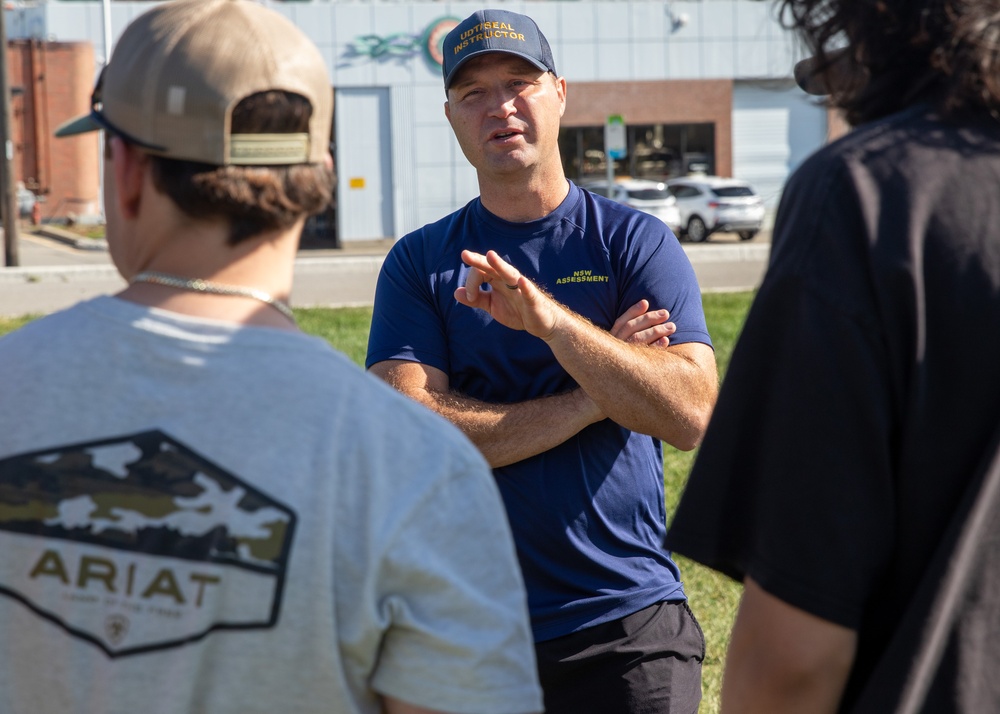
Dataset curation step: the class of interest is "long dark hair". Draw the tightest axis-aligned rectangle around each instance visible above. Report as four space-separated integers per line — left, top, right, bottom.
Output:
775 0 1000 125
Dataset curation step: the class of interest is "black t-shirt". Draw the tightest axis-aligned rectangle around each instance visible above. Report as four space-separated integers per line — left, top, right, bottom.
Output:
665 104 1000 711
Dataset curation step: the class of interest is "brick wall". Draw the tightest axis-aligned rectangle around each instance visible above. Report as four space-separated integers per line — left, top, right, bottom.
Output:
562 78 734 178
7 40 98 221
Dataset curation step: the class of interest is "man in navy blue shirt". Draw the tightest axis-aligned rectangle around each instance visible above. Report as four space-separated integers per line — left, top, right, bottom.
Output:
367 9 717 713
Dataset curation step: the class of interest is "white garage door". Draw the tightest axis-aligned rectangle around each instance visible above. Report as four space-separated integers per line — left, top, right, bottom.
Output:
732 80 828 217
335 87 395 242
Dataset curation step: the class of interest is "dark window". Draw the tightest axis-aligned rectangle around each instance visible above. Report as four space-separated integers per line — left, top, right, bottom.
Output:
669 185 701 199
712 186 755 198
559 122 715 182
626 188 671 201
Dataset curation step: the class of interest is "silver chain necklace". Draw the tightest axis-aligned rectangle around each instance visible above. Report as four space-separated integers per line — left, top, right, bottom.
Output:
130 271 295 322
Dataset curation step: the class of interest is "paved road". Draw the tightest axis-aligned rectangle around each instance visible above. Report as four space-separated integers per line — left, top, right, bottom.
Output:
0 229 769 318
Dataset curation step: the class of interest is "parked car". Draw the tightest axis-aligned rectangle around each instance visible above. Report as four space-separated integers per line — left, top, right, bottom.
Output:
665 176 765 242
579 178 682 236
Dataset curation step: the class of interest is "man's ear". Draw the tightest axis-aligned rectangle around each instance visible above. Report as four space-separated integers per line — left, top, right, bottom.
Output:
556 75 567 118
444 99 452 123
109 137 148 220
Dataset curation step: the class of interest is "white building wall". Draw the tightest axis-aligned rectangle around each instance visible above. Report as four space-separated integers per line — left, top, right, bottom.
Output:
389 83 418 240
14 0 818 241
733 80 828 215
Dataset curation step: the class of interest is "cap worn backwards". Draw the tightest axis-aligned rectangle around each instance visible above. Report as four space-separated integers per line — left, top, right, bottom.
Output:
442 9 557 90
54 0 332 166
793 48 852 97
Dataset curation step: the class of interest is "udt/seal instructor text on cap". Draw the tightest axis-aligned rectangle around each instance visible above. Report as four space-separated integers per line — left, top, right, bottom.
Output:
442 9 557 90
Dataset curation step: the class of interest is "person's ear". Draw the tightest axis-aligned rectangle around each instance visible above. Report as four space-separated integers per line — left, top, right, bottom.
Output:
444 99 452 123
556 75 567 118
109 137 148 220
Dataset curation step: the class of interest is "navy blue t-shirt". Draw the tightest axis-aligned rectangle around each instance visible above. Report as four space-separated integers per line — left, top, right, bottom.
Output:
367 182 712 641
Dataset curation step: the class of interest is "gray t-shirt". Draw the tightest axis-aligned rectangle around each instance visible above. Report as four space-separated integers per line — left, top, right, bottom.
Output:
0 296 542 714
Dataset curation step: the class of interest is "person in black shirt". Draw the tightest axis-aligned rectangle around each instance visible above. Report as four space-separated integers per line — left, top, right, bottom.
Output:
665 1 1000 711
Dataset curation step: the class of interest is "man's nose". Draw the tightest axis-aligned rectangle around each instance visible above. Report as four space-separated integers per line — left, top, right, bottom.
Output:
487 89 518 118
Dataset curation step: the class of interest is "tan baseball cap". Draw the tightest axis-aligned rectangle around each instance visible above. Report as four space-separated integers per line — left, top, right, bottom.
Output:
55 0 333 166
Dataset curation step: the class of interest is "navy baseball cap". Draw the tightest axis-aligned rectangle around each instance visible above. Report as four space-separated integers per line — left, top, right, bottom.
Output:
442 9 557 90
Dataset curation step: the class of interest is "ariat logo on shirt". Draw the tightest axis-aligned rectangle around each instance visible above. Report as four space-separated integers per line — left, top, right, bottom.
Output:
555 269 609 285
0 431 296 657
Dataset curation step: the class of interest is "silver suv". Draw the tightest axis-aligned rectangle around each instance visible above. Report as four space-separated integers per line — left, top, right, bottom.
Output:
580 178 682 236
665 176 765 242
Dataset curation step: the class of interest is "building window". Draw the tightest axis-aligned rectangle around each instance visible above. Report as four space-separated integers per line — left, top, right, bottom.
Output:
559 122 715 181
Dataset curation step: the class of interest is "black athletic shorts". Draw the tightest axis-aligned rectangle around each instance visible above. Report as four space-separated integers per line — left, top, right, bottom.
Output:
534 600 705 714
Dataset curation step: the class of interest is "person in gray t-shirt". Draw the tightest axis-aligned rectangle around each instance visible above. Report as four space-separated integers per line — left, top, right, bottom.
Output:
0 3 542 713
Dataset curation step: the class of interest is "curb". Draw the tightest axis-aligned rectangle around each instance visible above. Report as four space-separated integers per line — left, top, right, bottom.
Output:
2 232 767 285
0 264 120 284
0 255 388 285
15 225 771 264
682 242 770 263
32 225 108 251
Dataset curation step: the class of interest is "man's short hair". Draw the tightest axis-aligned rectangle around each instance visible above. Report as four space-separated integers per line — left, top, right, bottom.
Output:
148 90 334 246
57 0 335 243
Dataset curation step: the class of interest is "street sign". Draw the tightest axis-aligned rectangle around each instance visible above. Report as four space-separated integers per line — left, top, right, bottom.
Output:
605 114 626 160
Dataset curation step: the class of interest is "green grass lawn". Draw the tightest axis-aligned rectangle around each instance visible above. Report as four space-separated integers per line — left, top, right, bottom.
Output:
663 290 754 711
0 314 41 334
0 290 755 711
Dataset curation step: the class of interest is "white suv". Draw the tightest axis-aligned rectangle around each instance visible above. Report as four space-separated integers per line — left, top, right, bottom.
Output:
580 178 682 236
665 176 765 242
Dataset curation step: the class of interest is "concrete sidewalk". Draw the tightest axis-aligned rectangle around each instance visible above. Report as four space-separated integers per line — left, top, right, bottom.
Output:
1 227 394 317
1 225 769 318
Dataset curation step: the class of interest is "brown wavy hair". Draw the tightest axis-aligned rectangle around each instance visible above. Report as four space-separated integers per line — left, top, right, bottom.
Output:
775 0 1000 125
150 91 335 246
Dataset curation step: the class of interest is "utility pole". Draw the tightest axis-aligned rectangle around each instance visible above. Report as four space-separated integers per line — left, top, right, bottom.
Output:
99 0 111 219
0 4 19 267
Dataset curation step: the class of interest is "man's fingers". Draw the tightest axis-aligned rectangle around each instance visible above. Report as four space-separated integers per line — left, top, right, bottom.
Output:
611 300 651 338
461 249 524 297
486 250 522 288
632 323 673 346
612 304 673 344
